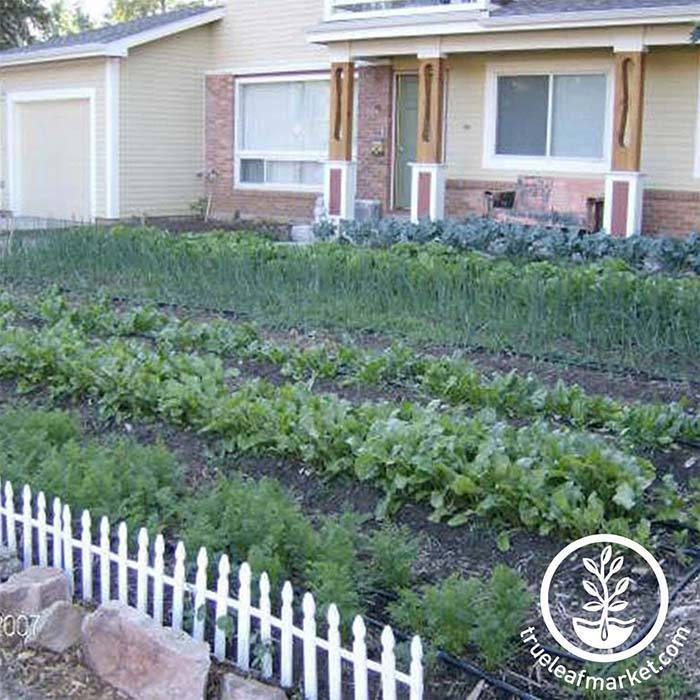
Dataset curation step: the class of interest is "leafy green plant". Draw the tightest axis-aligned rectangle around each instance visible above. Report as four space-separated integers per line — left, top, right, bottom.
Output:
389 565 531 669
367 524 419 590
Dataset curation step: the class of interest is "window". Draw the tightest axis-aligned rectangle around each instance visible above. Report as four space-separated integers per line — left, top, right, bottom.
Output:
236 78 329 190
486 69 610 171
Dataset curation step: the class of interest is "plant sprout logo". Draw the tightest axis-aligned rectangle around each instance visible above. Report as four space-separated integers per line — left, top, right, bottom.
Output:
573 544 635 650
540 534 669 663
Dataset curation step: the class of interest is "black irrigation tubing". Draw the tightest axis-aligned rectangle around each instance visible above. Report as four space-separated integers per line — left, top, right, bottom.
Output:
34 286 700 388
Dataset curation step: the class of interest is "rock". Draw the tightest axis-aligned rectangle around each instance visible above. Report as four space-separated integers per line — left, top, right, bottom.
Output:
220 674 287 700
26 600 85 653
290 225 314 243
82 601 210 700
0 547 21 582
0 567 70 617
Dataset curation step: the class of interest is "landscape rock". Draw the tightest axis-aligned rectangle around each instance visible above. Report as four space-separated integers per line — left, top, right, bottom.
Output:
81 601 210 700
0 567 70 617
26 600 85 653
220 674 287 700
0 547 21 582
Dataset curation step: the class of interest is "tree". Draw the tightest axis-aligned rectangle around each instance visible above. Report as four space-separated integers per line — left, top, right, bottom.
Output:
108 0 182 22
0 0 50 49
46 0 93 37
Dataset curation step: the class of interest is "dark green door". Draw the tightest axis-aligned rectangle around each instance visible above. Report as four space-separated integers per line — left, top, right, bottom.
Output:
394 74 418 210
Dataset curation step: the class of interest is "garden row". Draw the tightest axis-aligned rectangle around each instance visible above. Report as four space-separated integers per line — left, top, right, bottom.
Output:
315 216 700 274
0 304 693 542
4 288 699 449
0 404 530 670
2 227 699 376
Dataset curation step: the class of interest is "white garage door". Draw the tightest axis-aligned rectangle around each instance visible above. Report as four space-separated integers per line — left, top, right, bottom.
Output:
15 98 92 221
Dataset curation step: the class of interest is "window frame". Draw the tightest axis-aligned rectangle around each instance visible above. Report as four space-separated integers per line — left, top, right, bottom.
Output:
234 73 330 193
483 60 614 174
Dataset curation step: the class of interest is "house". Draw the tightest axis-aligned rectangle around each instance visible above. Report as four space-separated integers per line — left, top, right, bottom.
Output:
1 1 700 236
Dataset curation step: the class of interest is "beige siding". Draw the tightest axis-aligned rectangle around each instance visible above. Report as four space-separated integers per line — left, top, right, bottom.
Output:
211 0 327 72
442 49 613 183
0 58 106 217
120 26 213 217
642 46 700 191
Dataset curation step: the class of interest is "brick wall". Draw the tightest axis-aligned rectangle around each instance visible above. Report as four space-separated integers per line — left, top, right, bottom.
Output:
446 176 605 229
643 189 700 237
205 74 318 223
356 65 394 213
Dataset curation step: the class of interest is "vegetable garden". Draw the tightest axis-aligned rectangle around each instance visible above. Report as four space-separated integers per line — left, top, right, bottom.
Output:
0 226 698 698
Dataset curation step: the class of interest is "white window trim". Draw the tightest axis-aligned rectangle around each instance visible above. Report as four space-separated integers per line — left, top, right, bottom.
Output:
482 59 613 174
6 87 97 221
234 72 330 194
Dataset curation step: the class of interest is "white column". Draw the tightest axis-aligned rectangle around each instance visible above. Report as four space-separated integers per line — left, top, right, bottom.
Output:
324 160 357 222
410 163 446 224
603 171 645 238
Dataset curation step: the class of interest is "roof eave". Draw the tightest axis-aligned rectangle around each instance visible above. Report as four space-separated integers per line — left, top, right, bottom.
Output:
0 6 225 69
307 4 700 43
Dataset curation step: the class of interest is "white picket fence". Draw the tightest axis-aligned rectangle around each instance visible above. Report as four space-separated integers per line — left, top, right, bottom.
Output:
0 480 423 700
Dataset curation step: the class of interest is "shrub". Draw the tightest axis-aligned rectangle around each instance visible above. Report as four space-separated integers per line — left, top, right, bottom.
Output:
367 523 419 590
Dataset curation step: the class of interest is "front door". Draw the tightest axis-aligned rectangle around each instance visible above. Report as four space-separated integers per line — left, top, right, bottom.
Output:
394 74 418 210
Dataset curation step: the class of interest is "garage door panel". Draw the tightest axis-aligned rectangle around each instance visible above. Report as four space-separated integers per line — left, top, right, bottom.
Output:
16 99 91 221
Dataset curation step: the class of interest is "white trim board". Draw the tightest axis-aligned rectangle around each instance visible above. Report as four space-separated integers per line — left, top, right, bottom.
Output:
105 58 120 219
6 87 98 221
481 58 614 175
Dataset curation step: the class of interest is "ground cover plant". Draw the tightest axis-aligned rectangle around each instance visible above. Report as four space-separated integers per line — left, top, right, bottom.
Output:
0 309 665 540
315 216 700 274
7 287 698 449
1 227 699 377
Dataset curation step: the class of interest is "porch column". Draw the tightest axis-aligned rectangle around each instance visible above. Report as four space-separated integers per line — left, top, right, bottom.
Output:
411 56 446 223
604 51 646 237
325 61 356 222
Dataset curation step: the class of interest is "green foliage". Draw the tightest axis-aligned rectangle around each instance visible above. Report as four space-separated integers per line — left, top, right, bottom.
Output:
108 0 184 23
2 226 699 377
389 565 531 669
0 313 660 539
46 0 93 37
315 216 700 274
182 475 317 586
0 0 49 49
0 407 183 531
366 524 419 590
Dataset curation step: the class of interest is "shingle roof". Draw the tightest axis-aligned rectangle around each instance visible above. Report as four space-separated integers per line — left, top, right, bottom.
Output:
491 0 700 17
0 5 220 58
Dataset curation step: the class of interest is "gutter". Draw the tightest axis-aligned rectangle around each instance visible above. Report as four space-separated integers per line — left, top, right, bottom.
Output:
308 4 700 43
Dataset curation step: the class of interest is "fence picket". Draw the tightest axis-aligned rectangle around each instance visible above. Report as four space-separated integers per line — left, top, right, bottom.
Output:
153 534 165 625
62 504 74 592
22 485 31 567
192 547 208 642
352 616 368 700
327 604 342 700
172 541 185 631
81 510 93 601
37 492 47 567
51 497 61 568
237 562 252 671
259 573 272 680
117 522 128 605
136 528 149 614
100 516 110 604
280 581 294 689
4 482 15 555
0 479 423 700
303 592 318 700
214 555 230 662
381 626 397 700
410 636 424 700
